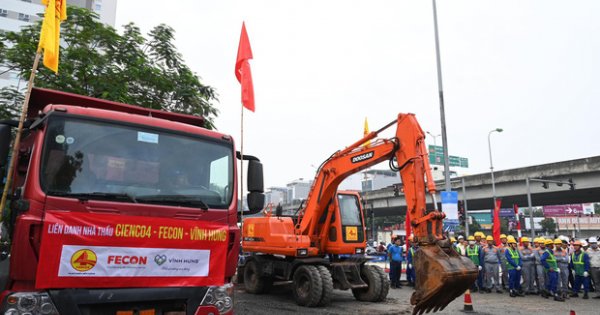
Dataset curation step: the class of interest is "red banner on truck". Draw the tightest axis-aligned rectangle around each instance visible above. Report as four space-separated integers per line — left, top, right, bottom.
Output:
36 211 229 289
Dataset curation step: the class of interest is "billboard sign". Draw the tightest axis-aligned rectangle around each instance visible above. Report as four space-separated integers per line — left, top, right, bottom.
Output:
542 204 591 217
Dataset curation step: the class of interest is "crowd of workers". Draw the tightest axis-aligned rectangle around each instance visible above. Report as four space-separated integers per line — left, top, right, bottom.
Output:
378 232 600 302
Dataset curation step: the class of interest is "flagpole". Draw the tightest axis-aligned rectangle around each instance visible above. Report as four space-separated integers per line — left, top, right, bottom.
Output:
0 49 42 221
240 102 244 228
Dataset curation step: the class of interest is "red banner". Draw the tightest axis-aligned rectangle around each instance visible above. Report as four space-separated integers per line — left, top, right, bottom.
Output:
36 211 229 289
493 198 502 246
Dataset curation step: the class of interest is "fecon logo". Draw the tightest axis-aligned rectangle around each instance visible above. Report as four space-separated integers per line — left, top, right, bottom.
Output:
108 255 148 265
70 249 97 272
351 151 374 163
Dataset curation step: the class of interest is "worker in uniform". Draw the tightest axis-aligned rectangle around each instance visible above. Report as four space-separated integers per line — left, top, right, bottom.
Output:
406 236 417 287
388 237 403 289
570 240 590 299
498 234 509 290
483 235 502 293
586 237 600 298
466 236 484 292
541 239 564 301
456 235 466 256
505 235 524 297
519 236 536 294
534 237 547 295
553 238 570 298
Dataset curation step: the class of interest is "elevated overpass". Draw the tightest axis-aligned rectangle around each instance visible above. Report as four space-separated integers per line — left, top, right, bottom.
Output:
363 156 600 217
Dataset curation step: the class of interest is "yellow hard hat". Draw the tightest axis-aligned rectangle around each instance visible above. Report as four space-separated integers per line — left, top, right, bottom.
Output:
500 234 507 239
467 236 475 241
507 236 517 244
544 239 553 245
480 234 486 239
486 235 494 241
450 237 457 242
474 232 482 237
538 237 546 243
521 237 530 243
554 238 562 245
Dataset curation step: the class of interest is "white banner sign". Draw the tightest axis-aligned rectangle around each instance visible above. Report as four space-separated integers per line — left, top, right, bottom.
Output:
58 245 210 277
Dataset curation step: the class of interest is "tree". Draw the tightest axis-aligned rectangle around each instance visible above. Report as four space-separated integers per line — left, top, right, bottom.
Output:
0 7 218 129
595 203 600 215
540 218 556 234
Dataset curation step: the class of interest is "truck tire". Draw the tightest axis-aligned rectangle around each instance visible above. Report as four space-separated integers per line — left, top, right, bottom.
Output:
352 264 383 302
243 259 272 294
292 265 323 307
371 265 390 302
316 265 333 306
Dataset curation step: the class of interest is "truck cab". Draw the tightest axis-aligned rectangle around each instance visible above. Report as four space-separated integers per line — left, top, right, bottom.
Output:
0 88 264 315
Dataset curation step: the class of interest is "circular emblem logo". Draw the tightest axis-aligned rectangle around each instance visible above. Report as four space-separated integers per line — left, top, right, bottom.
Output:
70 249 97 272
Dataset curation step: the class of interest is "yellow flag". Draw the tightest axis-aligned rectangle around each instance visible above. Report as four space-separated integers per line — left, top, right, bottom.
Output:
363 117 370 147
38 0 67 73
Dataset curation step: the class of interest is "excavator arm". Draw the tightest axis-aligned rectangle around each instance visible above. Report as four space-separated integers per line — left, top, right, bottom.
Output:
297 113 477 314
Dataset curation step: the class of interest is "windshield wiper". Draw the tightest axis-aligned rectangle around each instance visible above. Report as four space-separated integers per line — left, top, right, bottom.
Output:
47 191 138 203
136 195 209 211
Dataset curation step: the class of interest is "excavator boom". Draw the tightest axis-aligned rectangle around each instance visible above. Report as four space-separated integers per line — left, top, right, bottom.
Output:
297 113 477 314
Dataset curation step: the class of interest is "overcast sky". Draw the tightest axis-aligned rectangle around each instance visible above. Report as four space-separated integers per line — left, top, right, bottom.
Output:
116 0 600 189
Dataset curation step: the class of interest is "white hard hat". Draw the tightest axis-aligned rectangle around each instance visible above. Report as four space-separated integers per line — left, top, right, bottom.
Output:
559 235 569 242
589 237 598 243
581 240 589 247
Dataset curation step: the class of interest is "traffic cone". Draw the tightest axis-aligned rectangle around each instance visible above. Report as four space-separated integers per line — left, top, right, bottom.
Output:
463 289 474 312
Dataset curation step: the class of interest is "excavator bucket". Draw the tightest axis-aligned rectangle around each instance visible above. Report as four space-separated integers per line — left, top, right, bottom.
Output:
410 241 478 315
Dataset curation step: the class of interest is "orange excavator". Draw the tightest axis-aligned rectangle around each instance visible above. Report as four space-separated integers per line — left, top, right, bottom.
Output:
239 113 477 314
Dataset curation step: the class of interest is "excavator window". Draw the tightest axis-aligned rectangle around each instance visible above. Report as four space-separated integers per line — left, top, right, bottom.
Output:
338 194 362 226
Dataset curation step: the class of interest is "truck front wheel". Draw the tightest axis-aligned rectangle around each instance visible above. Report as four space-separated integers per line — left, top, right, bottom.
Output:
292 265 323 307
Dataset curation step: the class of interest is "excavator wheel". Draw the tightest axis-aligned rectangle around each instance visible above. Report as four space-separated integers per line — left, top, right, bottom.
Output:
292 265 323 307
410 242 478 315
352 264 383 302
243 259 273 294
371 265 390 302
315 265 333 306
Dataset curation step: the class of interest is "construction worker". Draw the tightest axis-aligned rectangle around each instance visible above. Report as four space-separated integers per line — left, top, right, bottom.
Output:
450 236 458 254
388 236 403 289
479 232 488 247
534 237 547 295
570 240 590 299
466 236 484 292
586 237 600 298
456 235 466 256
406 236 417 287
505 235 523 297
498 234 509 290
541 239 564 301
553 238 570 298
483 235 502 293
519 236 536 294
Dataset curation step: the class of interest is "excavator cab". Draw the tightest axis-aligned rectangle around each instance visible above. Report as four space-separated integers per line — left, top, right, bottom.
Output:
319 191 367 255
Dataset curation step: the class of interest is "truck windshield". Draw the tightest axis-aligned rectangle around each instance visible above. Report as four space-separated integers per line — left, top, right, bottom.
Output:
40 115 234 209
338 194 362 226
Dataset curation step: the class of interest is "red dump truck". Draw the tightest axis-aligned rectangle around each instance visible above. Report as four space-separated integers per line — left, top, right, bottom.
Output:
0 88 264 315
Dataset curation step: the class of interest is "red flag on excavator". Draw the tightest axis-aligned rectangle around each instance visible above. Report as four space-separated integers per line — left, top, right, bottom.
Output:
235 22 255 112
493 198 502 245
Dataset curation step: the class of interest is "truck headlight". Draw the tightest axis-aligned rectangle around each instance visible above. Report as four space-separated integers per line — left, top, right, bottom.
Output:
200 283 234 314
3 292 58 315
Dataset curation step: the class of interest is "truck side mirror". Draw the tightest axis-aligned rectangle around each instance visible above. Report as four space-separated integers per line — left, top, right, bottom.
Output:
246 160 264 214
0 125 11 168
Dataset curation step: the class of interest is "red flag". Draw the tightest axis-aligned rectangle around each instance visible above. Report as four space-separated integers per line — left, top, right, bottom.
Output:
235 22 255 112
493 198 502 246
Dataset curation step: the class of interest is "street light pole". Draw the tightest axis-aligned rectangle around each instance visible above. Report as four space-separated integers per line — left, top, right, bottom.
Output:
426 131 441 147
431 0 451 192
487 128 503 203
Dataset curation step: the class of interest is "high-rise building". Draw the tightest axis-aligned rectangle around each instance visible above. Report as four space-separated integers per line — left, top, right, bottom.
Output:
0 0 118 87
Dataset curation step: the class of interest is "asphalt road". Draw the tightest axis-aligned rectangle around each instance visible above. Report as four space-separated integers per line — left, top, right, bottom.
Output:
235 282 599 315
